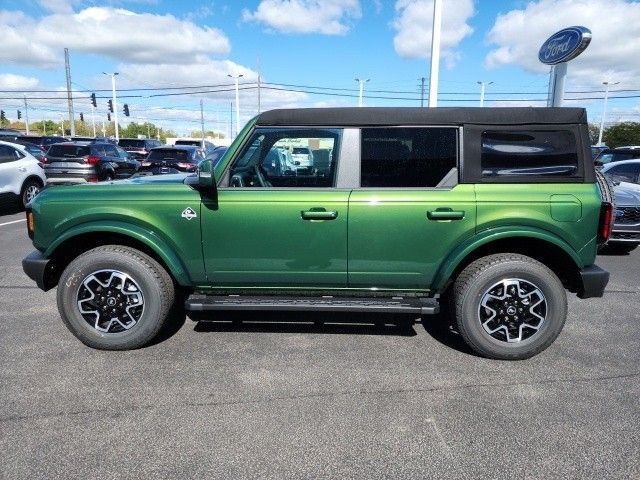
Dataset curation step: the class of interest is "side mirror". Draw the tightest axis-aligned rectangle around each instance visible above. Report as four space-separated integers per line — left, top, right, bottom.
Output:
196 159 217 197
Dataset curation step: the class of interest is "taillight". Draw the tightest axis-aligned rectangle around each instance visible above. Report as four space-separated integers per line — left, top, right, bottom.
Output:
85 155 101 165
141 161 151 167
177 162 193 170
42 157 48 164
88 177 99 183
597 202 613 244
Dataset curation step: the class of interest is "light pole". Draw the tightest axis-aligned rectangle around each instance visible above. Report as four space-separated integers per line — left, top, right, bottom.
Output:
355 78 370 107
103 72 119 141
477 81 493 107
598 81 619 146
428 0 442 107
228 73 243 137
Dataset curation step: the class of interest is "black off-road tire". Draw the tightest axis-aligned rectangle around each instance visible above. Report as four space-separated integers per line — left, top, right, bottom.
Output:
453 253 567 360
57 245 175 350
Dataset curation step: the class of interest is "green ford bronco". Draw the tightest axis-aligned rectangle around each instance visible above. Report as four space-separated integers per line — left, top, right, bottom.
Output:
23 107 612 360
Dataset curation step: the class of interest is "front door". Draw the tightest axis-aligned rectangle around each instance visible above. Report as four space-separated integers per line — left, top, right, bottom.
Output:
348 126 476 290
201 127 349 288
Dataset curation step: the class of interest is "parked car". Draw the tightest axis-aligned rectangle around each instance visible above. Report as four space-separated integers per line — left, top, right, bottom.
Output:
290 146 314 169
594 148 640 167
138 145 205 174
174 138 216 155
0 140 46 208
591 145 608 159
0 128 22 142
601 159 640 185
605 181 640 254
209 146 228 167
18 135 68 150
22 107 610 360
70 136 95 142
43 141 139 184
118 138 163 160
11 139 48 162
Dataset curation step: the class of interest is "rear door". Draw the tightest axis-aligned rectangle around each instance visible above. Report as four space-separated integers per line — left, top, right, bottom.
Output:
348 127 476 290
0 145 22 194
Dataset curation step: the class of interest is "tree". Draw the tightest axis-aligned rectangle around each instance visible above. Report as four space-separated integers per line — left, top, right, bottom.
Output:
603 122 640 148
588 123 600 145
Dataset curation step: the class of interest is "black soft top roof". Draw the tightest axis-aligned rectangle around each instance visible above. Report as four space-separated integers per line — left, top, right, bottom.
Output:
256 107 587 127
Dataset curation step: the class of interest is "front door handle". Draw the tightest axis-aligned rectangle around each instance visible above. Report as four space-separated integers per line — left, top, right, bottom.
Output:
301 208 338 220
427 208 465 221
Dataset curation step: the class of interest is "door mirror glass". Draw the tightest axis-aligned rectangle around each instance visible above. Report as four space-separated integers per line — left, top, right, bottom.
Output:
198 158 216 191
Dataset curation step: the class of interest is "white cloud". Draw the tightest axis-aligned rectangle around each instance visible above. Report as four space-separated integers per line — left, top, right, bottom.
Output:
38 0 81 14
242 0 361 35
0 6 230 67
392 0 475 67
485 0 640 87
0 74 40 90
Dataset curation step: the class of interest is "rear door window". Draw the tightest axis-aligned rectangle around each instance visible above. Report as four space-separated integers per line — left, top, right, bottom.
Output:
481 130 578 177
360 127 458 188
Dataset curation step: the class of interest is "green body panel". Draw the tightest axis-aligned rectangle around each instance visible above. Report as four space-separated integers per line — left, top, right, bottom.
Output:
474 183 600 266
201 189 350 287
32 178 204 285
348 185 476 289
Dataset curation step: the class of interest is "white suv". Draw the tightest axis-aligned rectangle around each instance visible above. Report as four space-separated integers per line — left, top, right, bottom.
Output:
0 140 46 208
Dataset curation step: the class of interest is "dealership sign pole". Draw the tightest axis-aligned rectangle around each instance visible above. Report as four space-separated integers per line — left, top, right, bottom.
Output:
538 26 591 107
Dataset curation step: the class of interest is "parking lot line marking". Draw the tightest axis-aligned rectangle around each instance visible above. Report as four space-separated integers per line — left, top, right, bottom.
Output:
0 219 25 227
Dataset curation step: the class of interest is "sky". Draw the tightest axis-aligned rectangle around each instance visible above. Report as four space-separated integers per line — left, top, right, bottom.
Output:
1 0 640 137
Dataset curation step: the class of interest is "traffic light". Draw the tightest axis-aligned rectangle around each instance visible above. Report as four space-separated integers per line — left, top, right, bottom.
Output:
90 93 97 107
79 112 84 122
107 99 113 112
123 104 130 117
17 110 21 120
0 110 5 121
107 113 111 121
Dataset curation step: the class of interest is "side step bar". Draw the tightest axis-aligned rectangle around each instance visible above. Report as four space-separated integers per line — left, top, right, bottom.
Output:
185 295 439 315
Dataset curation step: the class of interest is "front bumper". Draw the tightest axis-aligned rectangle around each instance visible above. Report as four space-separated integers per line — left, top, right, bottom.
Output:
577 265 609 299
22 250 55 291
610 207 640 244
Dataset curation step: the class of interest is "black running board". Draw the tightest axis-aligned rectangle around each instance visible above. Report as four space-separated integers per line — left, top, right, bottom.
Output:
185 294 439 315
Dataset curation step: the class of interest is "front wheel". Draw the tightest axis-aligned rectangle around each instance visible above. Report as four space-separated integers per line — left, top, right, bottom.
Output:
453 254 567 360
57 245 175 350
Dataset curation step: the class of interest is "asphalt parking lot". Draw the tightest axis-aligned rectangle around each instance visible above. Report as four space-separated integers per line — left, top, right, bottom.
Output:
1 206 638 479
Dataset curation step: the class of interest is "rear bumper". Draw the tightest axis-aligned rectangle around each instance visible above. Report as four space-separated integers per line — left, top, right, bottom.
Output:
22 250 54 291
577 264 609 299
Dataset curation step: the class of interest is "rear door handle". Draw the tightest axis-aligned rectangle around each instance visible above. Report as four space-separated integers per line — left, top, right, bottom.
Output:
427 209 465 220
301 208 338 220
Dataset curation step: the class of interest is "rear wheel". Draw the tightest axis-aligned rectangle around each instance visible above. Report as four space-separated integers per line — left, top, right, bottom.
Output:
453 253 567 360
57 245 175 350
21 178 42 208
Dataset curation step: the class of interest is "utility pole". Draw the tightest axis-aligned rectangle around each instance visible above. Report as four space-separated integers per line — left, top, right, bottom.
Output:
428 0 442 107
355 78 369 107
257 57 262 114
229 102 233 138
23 95 30 134
200 99 206 148
103 72 119 141
59 114 65 136
598 81 619 146
101 120 106 137
419 77 426 107
64 48 76 136
42 119 46 135
228 73 243 136
477 81 493 107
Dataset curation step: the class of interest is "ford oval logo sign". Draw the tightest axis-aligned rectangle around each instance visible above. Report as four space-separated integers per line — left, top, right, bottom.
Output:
538 26 592 65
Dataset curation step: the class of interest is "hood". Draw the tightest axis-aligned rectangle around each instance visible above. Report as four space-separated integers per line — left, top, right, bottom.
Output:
614 181 640 206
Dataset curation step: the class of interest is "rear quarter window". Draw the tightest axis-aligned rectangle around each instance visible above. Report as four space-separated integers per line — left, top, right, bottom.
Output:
481 130 579 177
47 145 91 157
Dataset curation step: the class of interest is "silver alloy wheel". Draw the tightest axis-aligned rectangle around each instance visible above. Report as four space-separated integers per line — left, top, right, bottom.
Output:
24 184 40 203
478 278 547 343
76 270 144 333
